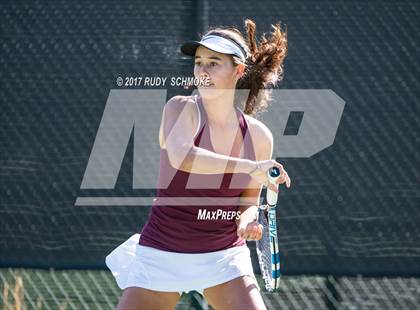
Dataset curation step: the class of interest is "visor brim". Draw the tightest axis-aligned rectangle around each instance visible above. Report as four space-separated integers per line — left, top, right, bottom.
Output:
181 41 239 58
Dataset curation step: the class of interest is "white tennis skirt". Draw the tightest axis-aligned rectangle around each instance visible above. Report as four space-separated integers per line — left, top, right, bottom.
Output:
105 234 259 295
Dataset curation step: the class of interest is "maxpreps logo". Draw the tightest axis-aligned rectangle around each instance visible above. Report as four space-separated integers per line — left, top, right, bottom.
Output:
75 89 345 205
197 209 241 220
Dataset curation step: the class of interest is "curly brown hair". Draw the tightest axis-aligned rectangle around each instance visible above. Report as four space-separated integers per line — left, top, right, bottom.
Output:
199 19 288 117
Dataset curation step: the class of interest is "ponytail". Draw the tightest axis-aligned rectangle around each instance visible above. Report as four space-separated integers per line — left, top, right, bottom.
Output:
237 19 288 117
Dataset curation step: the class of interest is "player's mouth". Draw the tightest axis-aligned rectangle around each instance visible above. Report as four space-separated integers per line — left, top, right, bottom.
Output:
200 83 214 88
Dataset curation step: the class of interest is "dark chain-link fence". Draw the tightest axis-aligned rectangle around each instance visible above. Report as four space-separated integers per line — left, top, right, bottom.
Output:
1 0 419 308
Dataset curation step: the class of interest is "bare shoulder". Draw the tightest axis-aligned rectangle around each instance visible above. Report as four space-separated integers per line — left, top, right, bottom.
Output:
166 95 195 105
244 114 273 144
163 94 198 130
159 95 198 149
243 114 273 159
164 95 196 114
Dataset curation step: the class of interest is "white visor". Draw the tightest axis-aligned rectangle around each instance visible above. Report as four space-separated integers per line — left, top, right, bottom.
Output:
181 34 246 62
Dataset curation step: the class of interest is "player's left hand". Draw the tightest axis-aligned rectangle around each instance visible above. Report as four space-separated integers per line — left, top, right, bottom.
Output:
237 220 263 241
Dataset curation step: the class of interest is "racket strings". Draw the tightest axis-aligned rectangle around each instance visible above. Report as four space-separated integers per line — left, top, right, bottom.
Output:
256 207 275 291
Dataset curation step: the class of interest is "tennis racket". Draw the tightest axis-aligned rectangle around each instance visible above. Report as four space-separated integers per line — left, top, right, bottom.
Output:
256 166 281 292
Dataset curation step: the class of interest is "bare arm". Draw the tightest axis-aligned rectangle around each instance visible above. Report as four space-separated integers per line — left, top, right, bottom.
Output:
235 123 291 240
236 127 273 229
162 96 255 175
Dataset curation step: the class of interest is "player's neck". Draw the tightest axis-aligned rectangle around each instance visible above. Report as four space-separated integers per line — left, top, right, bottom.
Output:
201 94 238 129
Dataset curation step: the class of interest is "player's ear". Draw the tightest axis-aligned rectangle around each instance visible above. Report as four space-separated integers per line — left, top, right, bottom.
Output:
235 63 246 79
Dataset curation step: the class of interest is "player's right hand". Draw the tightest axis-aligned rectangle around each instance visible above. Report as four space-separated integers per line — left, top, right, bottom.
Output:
249 159 291 192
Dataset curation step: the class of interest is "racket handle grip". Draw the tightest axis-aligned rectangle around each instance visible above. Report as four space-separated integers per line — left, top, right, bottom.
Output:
267 166 281 206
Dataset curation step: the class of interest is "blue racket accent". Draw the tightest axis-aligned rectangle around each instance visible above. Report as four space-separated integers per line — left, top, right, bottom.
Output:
272 253 280 262
268 210 277 237
272 269 281 278
256 165 282 292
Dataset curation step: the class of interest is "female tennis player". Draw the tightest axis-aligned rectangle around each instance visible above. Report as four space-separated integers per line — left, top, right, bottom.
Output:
106 19 290 309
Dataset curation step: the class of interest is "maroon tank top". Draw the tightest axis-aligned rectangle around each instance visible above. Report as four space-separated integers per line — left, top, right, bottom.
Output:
138 95 256 253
